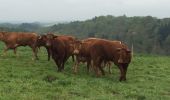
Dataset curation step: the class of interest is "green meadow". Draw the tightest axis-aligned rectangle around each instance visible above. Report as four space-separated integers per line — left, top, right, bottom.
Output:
0 43 170 100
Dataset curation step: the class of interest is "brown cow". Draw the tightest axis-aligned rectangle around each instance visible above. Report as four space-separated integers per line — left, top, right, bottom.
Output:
57 35 76 62
89 39 131 81
37 33 76 61
39 33 76 71
0 32 39 60
72 39 94 74
73 38 131 81
72 38 120 74
42 33 67 71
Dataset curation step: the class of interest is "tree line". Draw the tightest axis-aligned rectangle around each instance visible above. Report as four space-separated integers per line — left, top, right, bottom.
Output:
0 15 170 55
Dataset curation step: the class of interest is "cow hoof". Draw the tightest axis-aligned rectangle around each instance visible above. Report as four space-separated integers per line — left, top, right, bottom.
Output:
119 77 126 82
35 58 39 60
57 69 62 72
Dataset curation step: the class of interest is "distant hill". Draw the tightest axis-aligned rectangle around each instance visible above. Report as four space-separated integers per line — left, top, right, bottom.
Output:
0 15 170 55
45 15 170 55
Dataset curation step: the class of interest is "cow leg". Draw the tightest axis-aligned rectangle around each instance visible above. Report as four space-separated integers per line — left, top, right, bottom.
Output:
2 46 9 56
61 55 69 71
61 60 66 71
72 55 75 62
108 62 112 74
31 46 39 60
123 63 128 81
86 59 91 73
13 44 19 56
54 59 62 72
94 57 105 76
46 47 51 61
98 60 105 76
73 58 79 74
118 64 125 81
108 64 111 74
92 59 101 77
13 48 18 56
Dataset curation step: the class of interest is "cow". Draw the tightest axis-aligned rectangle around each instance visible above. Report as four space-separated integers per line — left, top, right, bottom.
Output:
38 33 76 71
0 32 39 60
89 39 131 81
37 33 76 61
73 38 131 81
56 34 76 62
72 38 120 74
72 39 94 74
41 33 67 71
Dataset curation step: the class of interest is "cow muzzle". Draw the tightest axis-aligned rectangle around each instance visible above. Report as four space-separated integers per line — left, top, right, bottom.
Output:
73 49 79 54
46 42 51 47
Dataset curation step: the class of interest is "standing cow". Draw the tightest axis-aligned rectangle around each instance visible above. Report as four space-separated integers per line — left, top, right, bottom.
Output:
72 38 121 74
89 39 131 81
0 32 39 60
38 33 76 71
37 33 76 61
73 38 131 81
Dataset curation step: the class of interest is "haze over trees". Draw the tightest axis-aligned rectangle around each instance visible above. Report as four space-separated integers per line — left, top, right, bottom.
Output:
0 15 170 55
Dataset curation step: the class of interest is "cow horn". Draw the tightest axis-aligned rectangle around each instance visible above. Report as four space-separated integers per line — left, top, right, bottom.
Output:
38 35 42 39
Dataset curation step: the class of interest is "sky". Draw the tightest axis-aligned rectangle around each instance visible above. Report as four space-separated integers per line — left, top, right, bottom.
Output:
0 0 170 23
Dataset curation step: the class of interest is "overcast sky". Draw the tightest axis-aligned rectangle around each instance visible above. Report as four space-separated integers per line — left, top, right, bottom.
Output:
0 0 170 22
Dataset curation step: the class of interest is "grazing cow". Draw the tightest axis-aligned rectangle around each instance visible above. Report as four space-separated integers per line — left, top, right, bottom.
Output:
89 39 131 81
0 32 39 60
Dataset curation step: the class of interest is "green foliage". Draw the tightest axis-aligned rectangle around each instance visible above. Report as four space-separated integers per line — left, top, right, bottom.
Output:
1 15 170 55
0 43 170 100
44 16 170 55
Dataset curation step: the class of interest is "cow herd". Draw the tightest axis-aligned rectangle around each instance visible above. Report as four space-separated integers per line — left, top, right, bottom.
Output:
0 32 132 81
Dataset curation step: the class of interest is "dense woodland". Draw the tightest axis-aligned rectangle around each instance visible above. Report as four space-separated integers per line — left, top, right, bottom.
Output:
1 15 170 55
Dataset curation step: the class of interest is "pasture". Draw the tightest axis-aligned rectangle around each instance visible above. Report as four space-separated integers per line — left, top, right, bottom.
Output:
0 43 170 100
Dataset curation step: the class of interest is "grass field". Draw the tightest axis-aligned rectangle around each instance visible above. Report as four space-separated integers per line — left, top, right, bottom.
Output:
0 43 170 100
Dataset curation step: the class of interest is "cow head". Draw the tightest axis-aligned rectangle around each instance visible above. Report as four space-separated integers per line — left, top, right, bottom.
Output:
71 40 83 55
117 48 131 64
45 33 58 47
37 34 47 47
